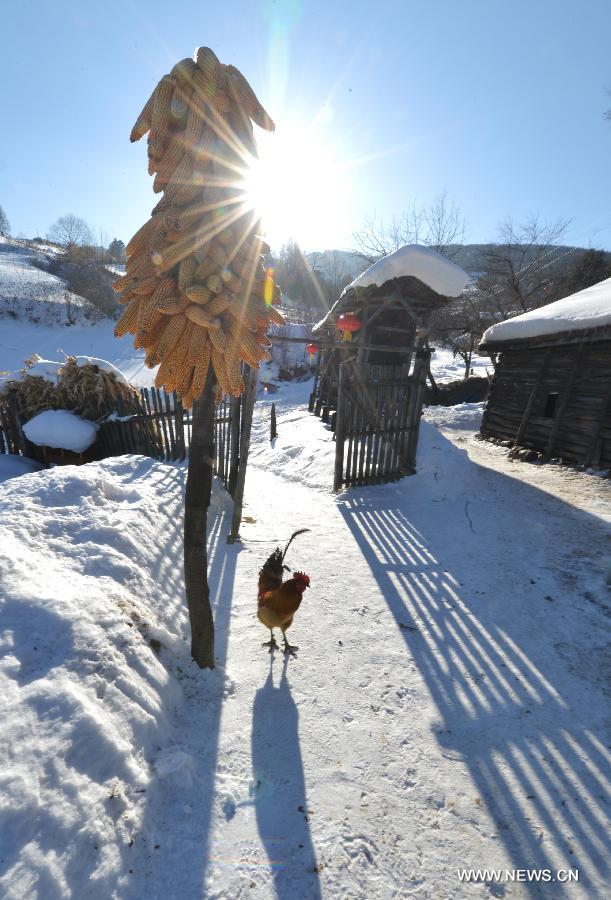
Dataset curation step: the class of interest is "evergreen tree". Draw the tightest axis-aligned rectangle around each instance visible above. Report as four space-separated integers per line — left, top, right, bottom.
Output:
108 238 126 262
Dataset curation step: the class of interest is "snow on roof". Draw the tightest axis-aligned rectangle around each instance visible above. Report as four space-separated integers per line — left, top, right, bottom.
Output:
481 277 611 346
342 244 470 299
23 410 98 453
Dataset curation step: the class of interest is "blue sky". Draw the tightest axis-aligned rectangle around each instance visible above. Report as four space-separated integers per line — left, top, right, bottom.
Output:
1 0 610 252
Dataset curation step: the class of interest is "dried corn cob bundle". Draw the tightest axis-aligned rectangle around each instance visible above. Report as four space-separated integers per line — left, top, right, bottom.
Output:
116 46 282 407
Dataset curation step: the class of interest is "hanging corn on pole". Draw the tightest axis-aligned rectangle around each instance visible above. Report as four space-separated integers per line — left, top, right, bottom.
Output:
115 46 282 668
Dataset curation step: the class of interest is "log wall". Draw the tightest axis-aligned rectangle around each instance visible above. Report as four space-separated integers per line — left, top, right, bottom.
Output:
480 337 611 468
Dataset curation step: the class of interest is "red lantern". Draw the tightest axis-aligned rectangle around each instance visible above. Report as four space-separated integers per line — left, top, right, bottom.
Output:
337 312 362 342
306 342 319 361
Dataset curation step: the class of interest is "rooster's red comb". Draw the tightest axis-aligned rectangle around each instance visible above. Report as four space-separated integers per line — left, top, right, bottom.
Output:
293 572 310 587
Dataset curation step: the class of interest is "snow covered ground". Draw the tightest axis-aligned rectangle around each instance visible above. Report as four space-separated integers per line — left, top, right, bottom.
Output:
1 380 609 898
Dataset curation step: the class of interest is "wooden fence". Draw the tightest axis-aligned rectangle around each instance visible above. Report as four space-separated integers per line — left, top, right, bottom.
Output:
0 383 247 496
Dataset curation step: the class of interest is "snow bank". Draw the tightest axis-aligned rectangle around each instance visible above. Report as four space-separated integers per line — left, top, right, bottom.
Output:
23 410 99 452
343 244 470 298
0 455 43 485
0 456 233 898
481 276 611 345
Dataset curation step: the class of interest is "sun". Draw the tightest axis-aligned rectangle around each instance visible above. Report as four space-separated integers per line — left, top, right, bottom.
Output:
241 120 351 251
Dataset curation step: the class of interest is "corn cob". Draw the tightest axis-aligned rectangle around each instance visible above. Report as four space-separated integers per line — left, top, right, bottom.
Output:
191 354 212 398
178 255 198 291
151 75 175 138
130 88 156 142
171 57 198 86
155 313 188 360
206 273 222 294
196 46 221 83
115 298 141 336
184 303 218 328
226 304 259 333
174 361 193 396
135 316 167 351
158 295 188 315
225 65 275 132
189 324 212 364
170 84 190 123
204 293 232 316
133 276 160 296
221 270 242 294
126 215 166 258
211 348 231 395
185 284 212 305
208 322 228 352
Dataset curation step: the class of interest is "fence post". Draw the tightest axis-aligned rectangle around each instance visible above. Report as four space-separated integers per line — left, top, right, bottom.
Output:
229 365 258 540
333 358 351 491
270 403 277 440
404 342 429 473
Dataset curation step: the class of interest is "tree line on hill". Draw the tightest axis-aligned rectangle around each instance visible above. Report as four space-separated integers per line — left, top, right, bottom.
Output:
2 200 610 361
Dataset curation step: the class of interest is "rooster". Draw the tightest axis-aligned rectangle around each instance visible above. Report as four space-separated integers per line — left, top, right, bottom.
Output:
258 529 310 655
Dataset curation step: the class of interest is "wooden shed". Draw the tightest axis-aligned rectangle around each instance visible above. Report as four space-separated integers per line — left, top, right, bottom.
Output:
479 277 611 469
310 245 469 488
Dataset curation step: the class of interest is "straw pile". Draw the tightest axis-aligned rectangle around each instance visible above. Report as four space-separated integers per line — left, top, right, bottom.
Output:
114 46 284 407
2 356 140 421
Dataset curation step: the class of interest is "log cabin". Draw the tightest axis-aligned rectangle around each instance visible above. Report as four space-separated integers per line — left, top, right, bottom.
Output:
479 277 611 469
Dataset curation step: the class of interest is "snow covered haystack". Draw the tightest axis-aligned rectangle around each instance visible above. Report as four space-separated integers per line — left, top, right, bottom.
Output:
479 277 611 469
1 354 137 424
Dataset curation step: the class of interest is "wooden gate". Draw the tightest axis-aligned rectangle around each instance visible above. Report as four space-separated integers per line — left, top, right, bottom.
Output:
333 350 429 490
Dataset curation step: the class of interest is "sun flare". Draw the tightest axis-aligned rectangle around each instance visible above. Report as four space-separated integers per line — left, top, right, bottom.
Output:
241 121 351 251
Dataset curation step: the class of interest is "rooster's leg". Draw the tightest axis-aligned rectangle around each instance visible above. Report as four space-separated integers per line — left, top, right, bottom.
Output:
281 631 298 656
262 630 278 652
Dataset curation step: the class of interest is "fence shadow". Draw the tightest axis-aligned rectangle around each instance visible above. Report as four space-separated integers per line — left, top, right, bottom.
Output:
252 656 322 899
338 439 610 896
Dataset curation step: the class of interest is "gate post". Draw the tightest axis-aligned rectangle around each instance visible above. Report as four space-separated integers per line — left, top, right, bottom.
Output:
333 361 347 491
404 342 430 473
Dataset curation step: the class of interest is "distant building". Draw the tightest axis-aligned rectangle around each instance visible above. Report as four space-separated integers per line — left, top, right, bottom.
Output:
479 278 611 468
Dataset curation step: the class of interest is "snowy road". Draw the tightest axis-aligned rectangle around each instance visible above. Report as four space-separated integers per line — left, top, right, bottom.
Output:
0 385 609 898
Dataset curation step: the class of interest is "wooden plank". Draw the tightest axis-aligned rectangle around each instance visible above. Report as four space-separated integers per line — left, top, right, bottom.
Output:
333 361 347 491
512 349 552 446
543 344 585 460
584 378 611 467
230 365 258 538
228 395 241 497
163 390 177 460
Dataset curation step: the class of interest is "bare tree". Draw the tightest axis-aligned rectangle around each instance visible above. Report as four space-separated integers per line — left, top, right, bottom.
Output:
352 191 466 263
0 204 9 236
430 290 496 379
48 214 93 248
478 215 571 317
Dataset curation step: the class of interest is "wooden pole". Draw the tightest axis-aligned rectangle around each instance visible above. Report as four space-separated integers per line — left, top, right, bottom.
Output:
270 402 277 440
229 365 258 540
184 367 217 669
